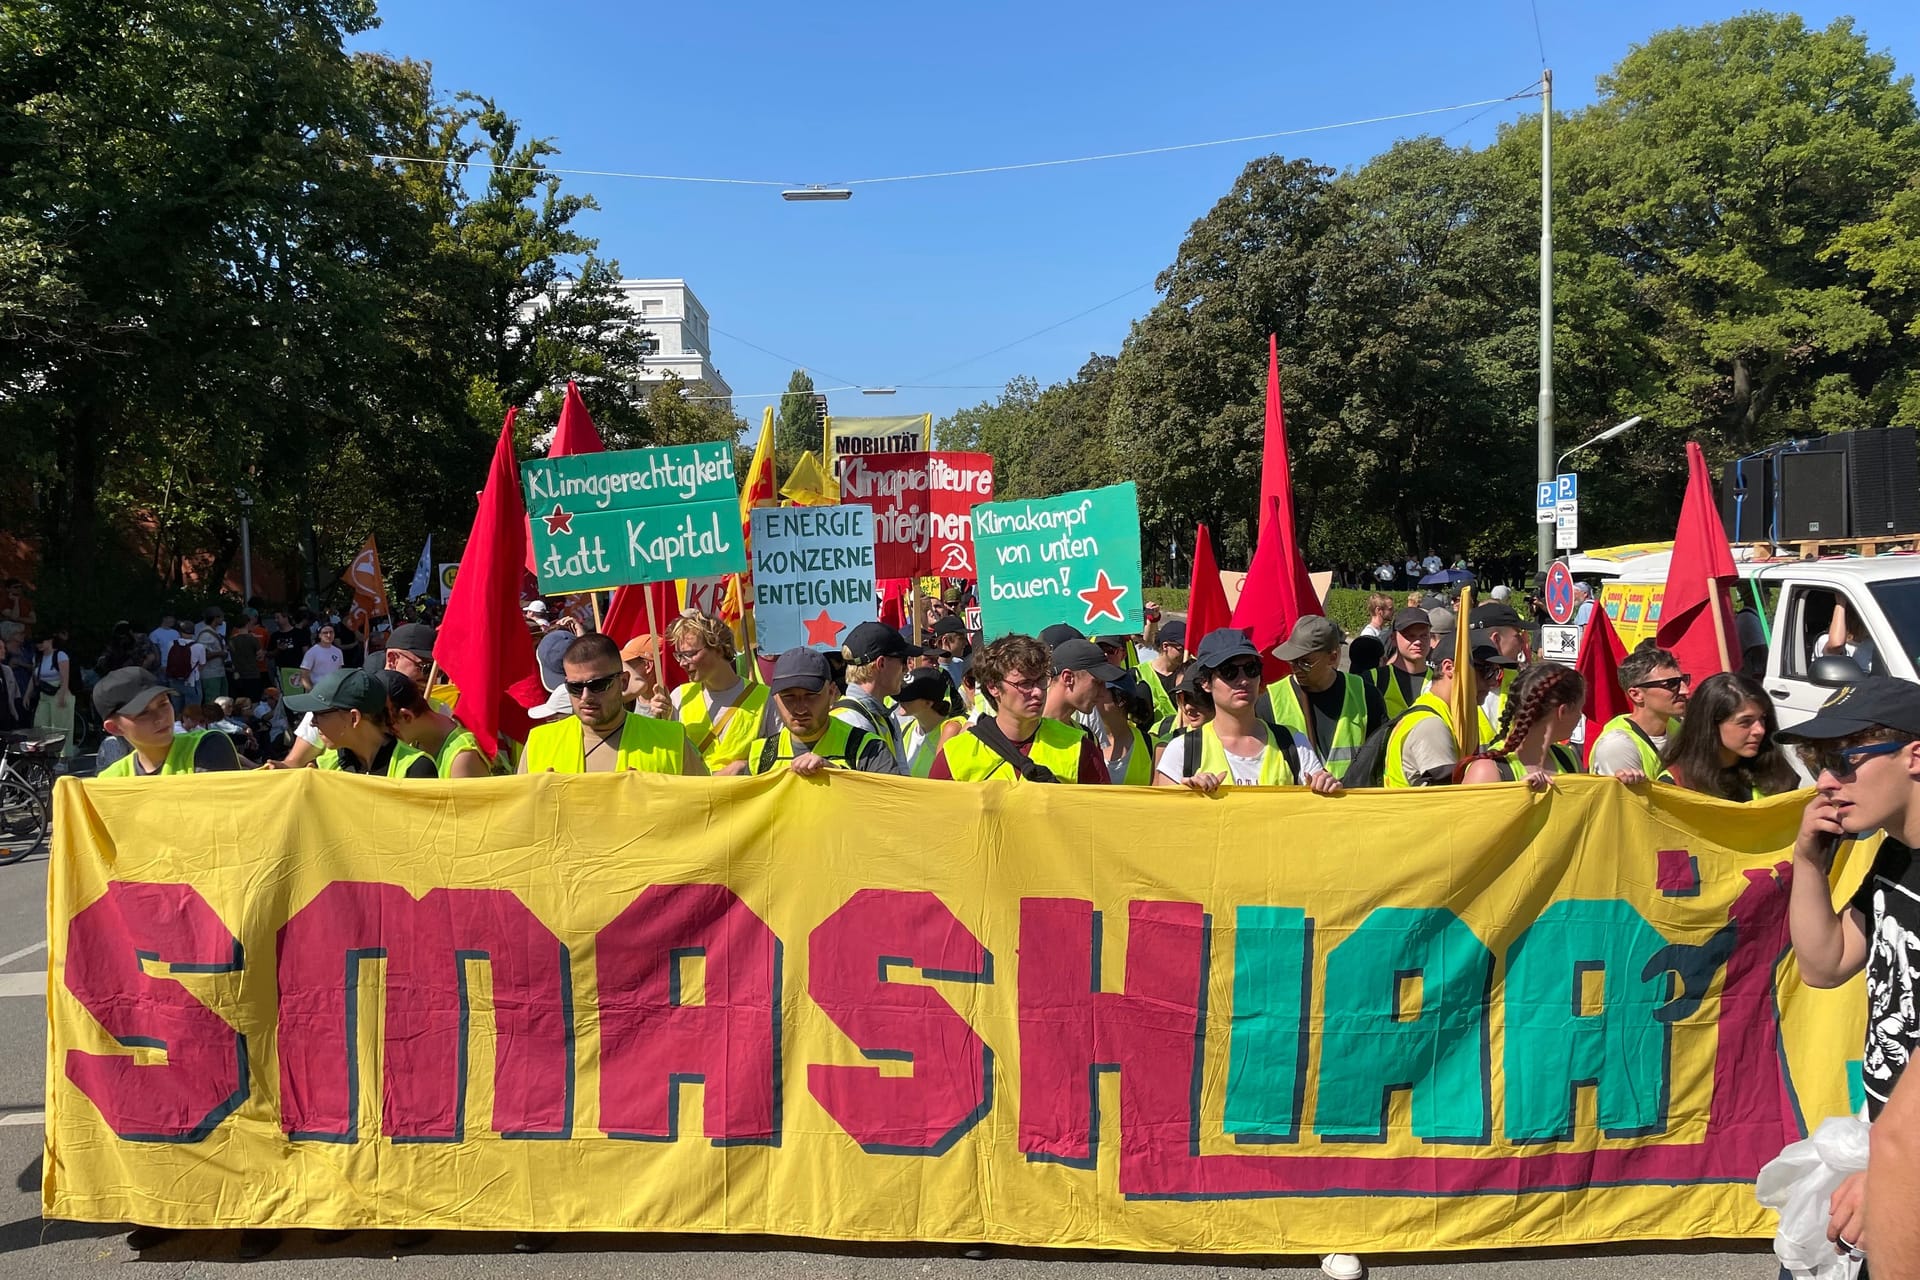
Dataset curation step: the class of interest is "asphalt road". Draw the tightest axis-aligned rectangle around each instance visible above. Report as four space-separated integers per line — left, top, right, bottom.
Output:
0 802 1784 1280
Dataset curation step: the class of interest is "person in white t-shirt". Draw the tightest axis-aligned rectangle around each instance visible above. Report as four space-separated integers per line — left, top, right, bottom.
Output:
297 624 344 690
1153 629 1339 793
148 615 182 666
1814 598 1877 675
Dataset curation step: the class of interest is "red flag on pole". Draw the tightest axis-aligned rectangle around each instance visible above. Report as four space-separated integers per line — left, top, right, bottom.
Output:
551 380 606 457
1575 599 1632 765
1233 495 1326 684
1655 441 1739 685
441 408 545 757
1185 523 1232 658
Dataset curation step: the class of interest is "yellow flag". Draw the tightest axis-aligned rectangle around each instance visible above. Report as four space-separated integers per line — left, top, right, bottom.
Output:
780 450 838 506
1449 585 1479 757
739 407 777 530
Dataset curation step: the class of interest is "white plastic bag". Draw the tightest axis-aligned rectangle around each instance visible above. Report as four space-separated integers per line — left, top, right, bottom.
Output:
1756 1114 1871 1280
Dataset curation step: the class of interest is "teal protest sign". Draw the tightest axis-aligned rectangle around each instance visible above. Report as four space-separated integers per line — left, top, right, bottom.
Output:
520 443 745 592
972 482 1144 639
750 505 877 652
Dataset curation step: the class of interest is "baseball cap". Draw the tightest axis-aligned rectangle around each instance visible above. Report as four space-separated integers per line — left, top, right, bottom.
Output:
619 634 657 663
387 622 437 660
536 629 572 693
1191 628 1259 673
1490 585 1512 602
768 647 833 694
523 600 550 617
1039 623 1085 649
930 615 969 639
1467 628 1522 668
1156 619 1187 649
1052 637 1125 682
1275 616 1343 661
1775 677 1920 744
1469 602 1524 630
285 668 390 716
93 667 175 721
1426 607 1456 636
374 669 416 705
897 668 955 707
1392 608 1431 634
1420 594 1449 612
843 621 925 663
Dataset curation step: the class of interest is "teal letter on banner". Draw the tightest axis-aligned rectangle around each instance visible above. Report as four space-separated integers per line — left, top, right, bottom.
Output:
1223 906 1311 1139
1503 899 1671 1143
1312 907 1493 1143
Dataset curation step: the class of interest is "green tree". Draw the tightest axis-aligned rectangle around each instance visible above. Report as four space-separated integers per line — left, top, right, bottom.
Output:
774 368 819 472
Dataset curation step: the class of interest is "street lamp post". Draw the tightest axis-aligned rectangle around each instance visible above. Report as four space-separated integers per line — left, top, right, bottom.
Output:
236 487 254 605
1556 415 1645 471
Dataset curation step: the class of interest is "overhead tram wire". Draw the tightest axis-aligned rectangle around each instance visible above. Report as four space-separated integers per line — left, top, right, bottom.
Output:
906 282 1157 385
1528 0 1550 67
705 324 867 393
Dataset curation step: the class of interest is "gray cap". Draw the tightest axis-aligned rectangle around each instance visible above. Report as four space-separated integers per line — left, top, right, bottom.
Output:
1274 615 1343 661
94 667 174 721
768 647 832 694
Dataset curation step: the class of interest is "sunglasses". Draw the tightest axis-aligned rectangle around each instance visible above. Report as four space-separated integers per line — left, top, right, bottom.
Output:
1212 659 1264 683
1632 676 1692 694
1797 738 1910 779
564 673 621 697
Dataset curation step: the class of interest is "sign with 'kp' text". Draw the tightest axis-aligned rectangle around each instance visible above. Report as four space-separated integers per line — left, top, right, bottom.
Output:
972 482 1144 639
750 506 878 652
520 444 746 593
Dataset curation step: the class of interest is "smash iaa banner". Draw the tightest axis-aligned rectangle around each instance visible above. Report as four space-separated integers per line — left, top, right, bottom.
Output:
46 773 1859 1253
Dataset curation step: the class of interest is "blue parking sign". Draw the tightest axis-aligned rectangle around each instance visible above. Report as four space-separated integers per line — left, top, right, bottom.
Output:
1556 473 1578 502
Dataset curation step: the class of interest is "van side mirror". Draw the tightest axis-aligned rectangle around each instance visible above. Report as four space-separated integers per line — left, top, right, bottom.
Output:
1810 654 1866 687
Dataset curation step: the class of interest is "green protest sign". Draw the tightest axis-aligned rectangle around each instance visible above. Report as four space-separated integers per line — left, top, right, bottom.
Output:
972 482 1144 639
520 443 745 592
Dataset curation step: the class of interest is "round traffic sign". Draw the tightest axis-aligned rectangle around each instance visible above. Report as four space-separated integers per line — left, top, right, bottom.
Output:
1543 560 1576 625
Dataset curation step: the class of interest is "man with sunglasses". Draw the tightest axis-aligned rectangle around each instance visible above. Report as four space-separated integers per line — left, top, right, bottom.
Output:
521 633 704 775
1155 629 1340 794
1383 629 1517 788
930 634 1108 783
1589 646 1688 781
1777 679 1920 1269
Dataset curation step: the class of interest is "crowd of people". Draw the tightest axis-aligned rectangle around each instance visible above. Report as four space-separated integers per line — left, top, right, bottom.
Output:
48 578 1920 1277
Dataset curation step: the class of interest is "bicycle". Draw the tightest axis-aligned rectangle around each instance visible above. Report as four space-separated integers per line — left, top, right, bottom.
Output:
0 729 64 865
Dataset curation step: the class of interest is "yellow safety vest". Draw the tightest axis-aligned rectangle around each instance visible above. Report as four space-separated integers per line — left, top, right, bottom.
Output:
906 718 962 779
97 730 211 778
434 725 497 778
675 681 770 771
315 739 431 779
1145 668 1178 726
1384 692 1462 789
523 714 686 775
1595 714 1679 781
1107 723 1154 786
939 718 1087 783
1480 743 1583 780
1187 721 1297 787
1269 674 1368 780
749 720 871 775
1366 664 1425 719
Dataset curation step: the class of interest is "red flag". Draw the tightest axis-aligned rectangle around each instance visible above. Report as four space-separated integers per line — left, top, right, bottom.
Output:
1655 441 1739 684
342 536 390 637
1232 496 1326 683
1576 599 1632 765
441 409 545 757
551 380 606 457
603 580 687 688
1259 334 1310 550
1185 522 1232 658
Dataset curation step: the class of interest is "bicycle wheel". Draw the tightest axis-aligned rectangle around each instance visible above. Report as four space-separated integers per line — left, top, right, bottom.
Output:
0 777 46 865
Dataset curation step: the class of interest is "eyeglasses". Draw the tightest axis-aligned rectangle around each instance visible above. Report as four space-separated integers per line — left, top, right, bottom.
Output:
672 648 705 664
1212 660 1264 683
997 676 1046 698
1797 739 1911 779
564 673 621 697
1632 676 1692 694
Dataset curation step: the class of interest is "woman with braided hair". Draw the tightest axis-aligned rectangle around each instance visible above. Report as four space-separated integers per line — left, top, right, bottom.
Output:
1456 663 1587 790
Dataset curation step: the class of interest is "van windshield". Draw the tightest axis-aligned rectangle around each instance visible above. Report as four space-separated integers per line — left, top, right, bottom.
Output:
1867 579 1920 672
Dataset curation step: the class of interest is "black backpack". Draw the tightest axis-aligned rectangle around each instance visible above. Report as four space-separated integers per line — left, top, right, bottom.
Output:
1344 703 1446 789
1178 721 1302 782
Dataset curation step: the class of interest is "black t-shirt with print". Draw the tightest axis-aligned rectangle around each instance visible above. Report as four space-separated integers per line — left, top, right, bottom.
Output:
1850 838 1920 1119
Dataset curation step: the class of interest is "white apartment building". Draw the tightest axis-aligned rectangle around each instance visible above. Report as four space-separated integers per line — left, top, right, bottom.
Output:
609 278 732 402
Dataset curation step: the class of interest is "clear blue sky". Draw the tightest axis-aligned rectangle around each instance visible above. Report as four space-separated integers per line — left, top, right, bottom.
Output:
353 2 1918 428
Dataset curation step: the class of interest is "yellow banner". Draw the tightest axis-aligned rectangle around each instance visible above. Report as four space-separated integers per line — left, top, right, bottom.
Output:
823 413 930 480
46 773 1862 1253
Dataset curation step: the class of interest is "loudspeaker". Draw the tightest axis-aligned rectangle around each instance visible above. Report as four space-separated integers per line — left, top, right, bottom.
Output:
1837 427 1920 537
1776 449 1849 541
1720 454 1775 543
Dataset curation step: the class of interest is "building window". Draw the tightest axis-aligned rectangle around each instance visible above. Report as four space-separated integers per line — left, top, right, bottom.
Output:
638 335 659 356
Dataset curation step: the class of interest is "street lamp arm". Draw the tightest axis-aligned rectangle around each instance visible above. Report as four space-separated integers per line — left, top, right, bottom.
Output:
1556 415 1644 469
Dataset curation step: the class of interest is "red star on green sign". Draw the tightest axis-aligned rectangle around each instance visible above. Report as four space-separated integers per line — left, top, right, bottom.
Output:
541 504 574 536
1077 569 1128 626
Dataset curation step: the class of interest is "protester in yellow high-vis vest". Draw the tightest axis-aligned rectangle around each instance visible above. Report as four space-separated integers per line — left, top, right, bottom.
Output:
288 669 438 779
750 648 897 776
1268 616 1386 782
1383 629 1516 788
1155 629 1342 795
1468 600 1531 730
1140 620 1185 727
521 633 704 776
667 612 768 775
896 668 964 778
1459 662 1588 788
1363 607 1434 718
382 671 496 778
93 666 242 777
1588 645 1689 783
930 634 1108 783
1094 671 1156 785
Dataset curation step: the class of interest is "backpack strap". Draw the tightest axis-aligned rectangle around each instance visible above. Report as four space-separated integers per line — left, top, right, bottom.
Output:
1551 742 1581 774
757 733 781 774
1180 727 1202 779
1261 719 1303 781
838 727 871 768
967 719 1059 783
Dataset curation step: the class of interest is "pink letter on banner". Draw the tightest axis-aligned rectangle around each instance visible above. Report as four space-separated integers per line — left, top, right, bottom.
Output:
808 888 993 1154
597 883 781 1144
277 882 572 1142
63 881 246 1142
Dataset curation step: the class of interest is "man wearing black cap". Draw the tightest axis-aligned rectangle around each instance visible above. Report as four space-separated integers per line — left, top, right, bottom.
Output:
521 633 703 775
1770 678 1920 1259
1382 629 1517 787
1155 629 1339 794
1045 637 1125 728
1469 599 1530 727
896 668 963 777
287 669 439 778
751 647 896 776
1144 620 1186 726
1038 622 1085 650
94 667 242 777
831 621 924 775
1270 616 1386 781
1363 608 1433 719
931 634 1108 783
930 614 971 688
